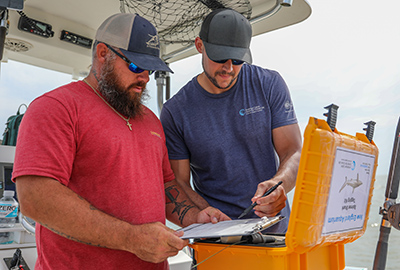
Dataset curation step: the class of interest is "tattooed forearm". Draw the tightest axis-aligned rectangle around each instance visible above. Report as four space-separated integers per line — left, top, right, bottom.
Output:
165 185 195 225
39 222 107 248
77 195 98 211
38 199 106 247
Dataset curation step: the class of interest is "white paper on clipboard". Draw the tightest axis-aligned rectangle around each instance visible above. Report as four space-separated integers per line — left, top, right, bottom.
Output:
178 216 284 239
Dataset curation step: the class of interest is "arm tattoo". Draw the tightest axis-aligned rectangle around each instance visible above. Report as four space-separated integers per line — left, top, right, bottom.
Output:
38 200 106 248
165 185 195 225
77 195 98 211
39 221 107 248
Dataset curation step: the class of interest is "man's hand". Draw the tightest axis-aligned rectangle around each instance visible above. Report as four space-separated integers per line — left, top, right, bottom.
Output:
129 222 189 264
251 180 287 218
196 207 231 224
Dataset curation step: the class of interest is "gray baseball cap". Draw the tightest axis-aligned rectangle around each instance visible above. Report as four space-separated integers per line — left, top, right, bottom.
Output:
95 13 173 73
200 9 252 64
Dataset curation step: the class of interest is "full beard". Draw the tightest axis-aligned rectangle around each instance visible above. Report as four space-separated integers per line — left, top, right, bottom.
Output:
97 56 149 119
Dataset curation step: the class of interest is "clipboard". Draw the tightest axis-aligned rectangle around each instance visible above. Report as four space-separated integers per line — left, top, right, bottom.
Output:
178 216 285 239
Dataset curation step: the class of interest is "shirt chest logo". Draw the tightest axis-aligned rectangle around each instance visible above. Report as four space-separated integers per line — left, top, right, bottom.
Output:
239 106 265 116
150 131 161 139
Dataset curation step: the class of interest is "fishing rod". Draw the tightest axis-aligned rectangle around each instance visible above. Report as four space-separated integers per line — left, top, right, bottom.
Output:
373 116 400 270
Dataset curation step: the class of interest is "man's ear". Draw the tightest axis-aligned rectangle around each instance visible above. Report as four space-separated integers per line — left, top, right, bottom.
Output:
195 37 204 54
96 42 108 64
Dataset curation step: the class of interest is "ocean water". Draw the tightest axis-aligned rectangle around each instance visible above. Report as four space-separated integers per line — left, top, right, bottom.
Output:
344 174 400 270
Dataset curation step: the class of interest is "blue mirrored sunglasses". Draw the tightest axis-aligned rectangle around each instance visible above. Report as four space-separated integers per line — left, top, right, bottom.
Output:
212 59 244 65
104 43 155 75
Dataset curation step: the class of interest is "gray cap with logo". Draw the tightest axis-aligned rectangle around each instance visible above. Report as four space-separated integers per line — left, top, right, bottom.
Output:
95 13 173 73
200 9 252 64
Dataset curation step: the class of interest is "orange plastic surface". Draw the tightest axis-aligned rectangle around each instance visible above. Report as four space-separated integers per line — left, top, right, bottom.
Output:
286 117 379 254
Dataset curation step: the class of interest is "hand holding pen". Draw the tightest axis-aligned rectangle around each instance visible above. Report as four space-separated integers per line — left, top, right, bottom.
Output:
238 181 283 219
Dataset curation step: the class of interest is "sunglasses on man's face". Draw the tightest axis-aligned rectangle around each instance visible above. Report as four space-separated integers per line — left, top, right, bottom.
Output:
212 59 245 65
104 43 155 75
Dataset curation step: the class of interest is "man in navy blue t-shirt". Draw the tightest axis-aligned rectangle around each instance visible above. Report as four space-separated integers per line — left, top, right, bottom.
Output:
160 9 302 233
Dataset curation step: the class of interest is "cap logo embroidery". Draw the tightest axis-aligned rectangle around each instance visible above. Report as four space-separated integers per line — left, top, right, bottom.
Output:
146 34 159 49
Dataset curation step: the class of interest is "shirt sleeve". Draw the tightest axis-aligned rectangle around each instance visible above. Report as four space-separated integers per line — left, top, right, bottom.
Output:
160 102 190 160
13 94 76 186
265 70 298 130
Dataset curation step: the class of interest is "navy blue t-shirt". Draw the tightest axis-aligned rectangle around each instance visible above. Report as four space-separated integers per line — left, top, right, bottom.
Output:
160 64 297 233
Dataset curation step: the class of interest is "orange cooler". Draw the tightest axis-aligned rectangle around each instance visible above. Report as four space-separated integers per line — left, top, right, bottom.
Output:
191 116 379 270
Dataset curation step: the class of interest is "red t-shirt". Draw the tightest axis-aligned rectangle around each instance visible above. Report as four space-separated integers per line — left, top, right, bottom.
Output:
13 81 175 270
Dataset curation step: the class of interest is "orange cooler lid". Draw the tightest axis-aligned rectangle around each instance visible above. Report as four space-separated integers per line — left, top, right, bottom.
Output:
285 117 379 254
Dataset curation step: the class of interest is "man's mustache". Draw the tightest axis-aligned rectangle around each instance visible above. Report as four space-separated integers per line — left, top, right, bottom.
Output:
216 71 235 76
128 81 147 91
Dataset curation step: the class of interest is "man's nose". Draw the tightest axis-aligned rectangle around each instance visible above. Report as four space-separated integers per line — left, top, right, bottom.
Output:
221 60 233 72
136 71 150 83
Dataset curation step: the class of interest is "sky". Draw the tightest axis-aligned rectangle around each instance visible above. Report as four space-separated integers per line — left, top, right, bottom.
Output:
1 0 400 178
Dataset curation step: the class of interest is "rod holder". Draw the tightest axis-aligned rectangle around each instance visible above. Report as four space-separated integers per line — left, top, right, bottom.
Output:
363 121 376 142
323 104 339 131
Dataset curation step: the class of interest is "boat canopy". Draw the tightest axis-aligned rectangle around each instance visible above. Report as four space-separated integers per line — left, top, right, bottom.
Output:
1 0 311 79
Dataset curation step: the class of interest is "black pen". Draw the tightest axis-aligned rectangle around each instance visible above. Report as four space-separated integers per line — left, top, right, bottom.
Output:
237 180 283 219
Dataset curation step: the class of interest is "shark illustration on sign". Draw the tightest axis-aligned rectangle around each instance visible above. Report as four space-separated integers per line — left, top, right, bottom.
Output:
339 173 363 193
